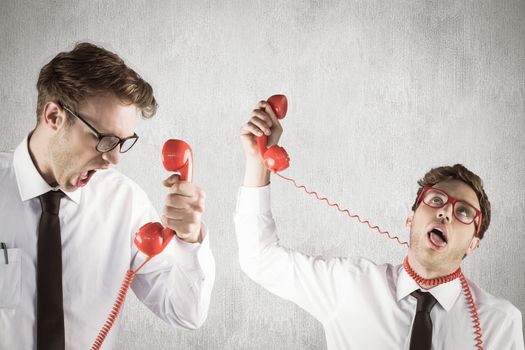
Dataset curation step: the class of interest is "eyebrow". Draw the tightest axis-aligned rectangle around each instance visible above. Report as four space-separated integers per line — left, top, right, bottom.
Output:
79 113 110 134
78 112 133 139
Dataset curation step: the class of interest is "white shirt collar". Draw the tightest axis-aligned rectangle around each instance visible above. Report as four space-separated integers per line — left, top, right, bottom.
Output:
13 134 81 204
396 265 462 312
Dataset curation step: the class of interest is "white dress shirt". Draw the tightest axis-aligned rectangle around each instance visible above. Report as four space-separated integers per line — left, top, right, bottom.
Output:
0 136 216 349
235 185 524 350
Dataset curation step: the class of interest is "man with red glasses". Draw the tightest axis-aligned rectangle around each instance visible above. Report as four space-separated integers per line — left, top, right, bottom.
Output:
0 43 215 349
236 100 524 349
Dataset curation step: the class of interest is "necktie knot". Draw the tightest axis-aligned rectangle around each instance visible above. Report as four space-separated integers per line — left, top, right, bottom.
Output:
39 190 65 215
411 289 437 313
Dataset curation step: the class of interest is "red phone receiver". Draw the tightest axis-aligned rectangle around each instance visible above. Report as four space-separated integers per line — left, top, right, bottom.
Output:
133 139 193 257
162 139 193 182
257 95 290 172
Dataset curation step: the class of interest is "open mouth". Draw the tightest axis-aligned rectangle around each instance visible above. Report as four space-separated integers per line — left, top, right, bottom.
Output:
76 169 97 188
428 227 448 248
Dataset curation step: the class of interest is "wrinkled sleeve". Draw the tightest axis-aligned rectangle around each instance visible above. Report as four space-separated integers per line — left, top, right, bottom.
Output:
234 185 350 322
128 185 215 330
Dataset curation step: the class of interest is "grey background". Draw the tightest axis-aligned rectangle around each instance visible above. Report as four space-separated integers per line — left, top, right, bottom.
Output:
1 0 524 349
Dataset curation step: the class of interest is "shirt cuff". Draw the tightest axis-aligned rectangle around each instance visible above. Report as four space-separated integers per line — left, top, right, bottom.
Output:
236 185 271 214
171 221 211 272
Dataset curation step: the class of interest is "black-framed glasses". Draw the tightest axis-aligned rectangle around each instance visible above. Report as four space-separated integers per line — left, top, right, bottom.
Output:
61 104 139 153
416 186 482 235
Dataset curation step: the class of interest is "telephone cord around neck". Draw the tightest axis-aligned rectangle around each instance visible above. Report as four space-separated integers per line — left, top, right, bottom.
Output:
275 172 484 350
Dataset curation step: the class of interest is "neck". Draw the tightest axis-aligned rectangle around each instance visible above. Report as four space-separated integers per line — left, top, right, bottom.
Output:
404 256 461 289
407 249 461 277
28 129 57 186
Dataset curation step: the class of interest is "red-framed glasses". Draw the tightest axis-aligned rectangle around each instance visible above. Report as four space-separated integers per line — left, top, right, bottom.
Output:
416 186 482 235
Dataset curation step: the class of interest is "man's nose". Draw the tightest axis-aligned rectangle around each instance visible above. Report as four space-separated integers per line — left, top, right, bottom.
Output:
101 146 120 165
436 203 453 222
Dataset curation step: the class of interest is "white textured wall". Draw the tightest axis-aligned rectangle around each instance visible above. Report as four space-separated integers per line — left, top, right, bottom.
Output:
1 0 523 349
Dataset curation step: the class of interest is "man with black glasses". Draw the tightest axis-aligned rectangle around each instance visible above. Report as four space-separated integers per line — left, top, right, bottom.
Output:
0 42 215 349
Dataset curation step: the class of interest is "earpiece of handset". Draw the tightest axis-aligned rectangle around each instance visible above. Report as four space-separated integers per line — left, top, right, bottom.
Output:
162 139 193 182
134 139 194 257
257 94 290 172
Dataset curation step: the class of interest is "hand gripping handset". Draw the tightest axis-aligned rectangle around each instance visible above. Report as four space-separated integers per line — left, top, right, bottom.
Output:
133 140 193 256
257 95 290 172
91 140 193 350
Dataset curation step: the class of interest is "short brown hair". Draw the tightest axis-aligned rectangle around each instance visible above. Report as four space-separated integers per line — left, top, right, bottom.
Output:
36 42 157 122
411 164 491 239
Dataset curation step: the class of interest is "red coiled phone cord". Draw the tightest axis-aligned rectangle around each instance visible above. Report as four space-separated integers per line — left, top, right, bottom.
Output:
277 172 484 349
403 257 483 349
276 173 409 247
91 256 152 350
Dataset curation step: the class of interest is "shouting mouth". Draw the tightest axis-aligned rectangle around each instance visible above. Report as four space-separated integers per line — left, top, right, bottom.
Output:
76 170 97 188
427 226 448 250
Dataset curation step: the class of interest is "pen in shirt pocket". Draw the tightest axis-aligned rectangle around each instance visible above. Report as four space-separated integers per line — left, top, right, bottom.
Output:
1 242 8 264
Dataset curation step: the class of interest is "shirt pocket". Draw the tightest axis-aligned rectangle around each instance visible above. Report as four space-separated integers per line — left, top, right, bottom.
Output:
0 248 21 308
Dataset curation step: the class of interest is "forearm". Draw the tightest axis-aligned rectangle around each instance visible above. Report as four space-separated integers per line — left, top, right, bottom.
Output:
164 237 215 329
235 191 345 321
243 156 270 187
235 194 293 293
132 226 215 329
235 186 308 302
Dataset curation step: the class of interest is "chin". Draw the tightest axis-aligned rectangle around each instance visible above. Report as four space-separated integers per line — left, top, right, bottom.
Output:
64 185 79 193
60 184 76 192
58 177 78 192
411 246 438 264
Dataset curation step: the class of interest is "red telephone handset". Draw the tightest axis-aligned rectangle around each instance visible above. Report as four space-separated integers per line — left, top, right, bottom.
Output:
257 95 291 172
92 139 193 350
133 139 193 256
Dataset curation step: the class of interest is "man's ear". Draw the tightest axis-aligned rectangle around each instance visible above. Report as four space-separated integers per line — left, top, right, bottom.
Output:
466 236 480 256
405 211 414 230
41 102 66 131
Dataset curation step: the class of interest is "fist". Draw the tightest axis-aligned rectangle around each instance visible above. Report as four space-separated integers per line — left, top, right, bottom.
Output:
162 174 205 243
240 100 283 160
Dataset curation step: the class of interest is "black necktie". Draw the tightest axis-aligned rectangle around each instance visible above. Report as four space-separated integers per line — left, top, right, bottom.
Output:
409 289 438 350
37 190 66 350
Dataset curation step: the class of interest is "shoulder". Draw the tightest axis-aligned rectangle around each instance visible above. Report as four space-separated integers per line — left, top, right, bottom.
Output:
346 256 396 273
0 151 16 196
306 256 399 294
92 167 142 189
469 280 522 321
0 151 15 184
319 255 394 277
0 150 14 170
87 167 150 201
